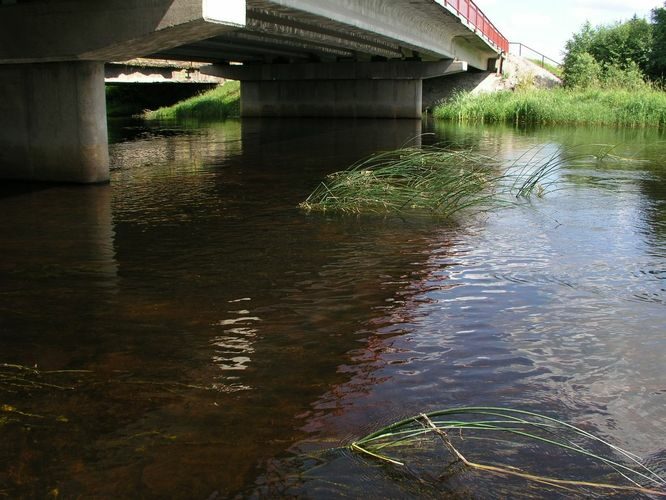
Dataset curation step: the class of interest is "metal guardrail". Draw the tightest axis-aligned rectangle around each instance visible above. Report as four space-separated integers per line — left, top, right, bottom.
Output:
438 0 509 53
510 42 562 68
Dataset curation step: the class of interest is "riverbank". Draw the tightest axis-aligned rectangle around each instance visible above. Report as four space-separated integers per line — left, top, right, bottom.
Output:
143 80 240 121
106 83 217 117
140 56 560 122
433 87 666 127
137 61 666 129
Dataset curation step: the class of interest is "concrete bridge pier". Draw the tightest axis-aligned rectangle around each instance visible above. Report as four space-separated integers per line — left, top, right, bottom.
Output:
204 60 467 119
241 80 422 119
0 61 109 183
0 0 246 183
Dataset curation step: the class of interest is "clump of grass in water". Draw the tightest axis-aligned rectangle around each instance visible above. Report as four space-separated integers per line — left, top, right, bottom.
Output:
351 407 666 496
300 144 565 217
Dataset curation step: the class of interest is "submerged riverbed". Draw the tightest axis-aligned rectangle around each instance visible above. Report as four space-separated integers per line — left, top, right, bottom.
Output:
1 118 665 497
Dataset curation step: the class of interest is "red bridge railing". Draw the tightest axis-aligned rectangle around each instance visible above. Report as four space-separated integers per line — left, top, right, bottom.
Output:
437 0 509 53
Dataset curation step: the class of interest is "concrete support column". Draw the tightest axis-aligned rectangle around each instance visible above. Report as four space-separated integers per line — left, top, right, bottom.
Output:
0 61 109 183
241 79 422 119
204 60 468 119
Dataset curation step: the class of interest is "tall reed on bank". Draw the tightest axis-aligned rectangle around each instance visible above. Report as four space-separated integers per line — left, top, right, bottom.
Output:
433 87 666 127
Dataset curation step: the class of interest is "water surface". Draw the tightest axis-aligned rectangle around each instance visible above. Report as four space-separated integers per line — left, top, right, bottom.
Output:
0 118 664 497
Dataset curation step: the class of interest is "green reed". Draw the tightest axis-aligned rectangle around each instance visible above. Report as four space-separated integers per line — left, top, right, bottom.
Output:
300 144 569 217
351 406 666 496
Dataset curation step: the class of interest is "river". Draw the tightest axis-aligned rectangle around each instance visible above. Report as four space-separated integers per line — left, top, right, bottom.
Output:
0 117 664 497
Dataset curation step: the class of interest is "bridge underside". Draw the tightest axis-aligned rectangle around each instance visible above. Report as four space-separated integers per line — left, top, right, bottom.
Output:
151 0 498 70
0 0 503 183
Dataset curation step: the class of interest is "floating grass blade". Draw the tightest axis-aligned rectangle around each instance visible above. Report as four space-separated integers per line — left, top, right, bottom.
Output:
350 406 666 496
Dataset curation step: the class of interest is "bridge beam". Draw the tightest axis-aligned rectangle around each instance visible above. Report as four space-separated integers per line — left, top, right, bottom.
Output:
0 0 246 64
246 0 498 70
205 60 466 119
0 61 109 183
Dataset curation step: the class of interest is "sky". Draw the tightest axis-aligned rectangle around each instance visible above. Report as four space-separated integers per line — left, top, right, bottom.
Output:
473 0 664 62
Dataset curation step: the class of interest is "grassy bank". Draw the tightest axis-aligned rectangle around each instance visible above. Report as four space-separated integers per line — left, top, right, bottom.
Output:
106 83 217 117
144 80 240 121
433 87 666 127
527 59 563 79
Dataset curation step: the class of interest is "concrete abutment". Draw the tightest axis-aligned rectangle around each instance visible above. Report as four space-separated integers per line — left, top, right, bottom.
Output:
0 61 109 183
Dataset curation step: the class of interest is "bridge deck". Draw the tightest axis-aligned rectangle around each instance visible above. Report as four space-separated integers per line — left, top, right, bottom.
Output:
151 0 506 71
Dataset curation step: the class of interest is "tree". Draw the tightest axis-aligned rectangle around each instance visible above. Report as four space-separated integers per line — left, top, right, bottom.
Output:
592 17 652 72
562 16 654 88
563 22 594 62
651 3 666 79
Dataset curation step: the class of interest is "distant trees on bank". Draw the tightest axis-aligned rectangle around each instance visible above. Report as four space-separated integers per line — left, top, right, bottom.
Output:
563 3 666 88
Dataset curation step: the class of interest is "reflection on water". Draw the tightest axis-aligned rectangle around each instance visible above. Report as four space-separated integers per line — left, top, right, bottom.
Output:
0 118 665 497
212 302 259 377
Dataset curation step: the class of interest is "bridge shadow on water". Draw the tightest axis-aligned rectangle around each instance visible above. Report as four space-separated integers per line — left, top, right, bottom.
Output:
0 116 441 497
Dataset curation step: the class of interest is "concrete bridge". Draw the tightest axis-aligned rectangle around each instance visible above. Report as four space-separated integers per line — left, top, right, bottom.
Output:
0 0 507 183
105 59 225 84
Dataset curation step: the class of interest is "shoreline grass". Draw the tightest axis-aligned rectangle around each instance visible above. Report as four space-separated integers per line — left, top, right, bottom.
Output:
143 80 240 121
433 87 666 128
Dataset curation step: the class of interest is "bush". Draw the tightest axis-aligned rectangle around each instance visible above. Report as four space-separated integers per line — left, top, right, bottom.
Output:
602 61 648 90
564 53 649 90
563 52 602 88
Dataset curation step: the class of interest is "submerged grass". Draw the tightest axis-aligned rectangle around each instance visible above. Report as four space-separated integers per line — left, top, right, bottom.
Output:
300 143 577 217
351 407 666 496
433 87 666 127
144 80 240 121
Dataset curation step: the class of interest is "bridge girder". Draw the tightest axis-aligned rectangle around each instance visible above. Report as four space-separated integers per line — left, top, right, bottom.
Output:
1 0 500 70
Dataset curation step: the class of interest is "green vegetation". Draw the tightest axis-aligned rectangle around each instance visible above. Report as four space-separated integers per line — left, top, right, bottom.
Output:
563 17 652 86
433 87 666 127
351 407 666 496
106 83 216 117
653 5 666 80
106 85 140 117
300 144 564 217
144 80 240 121
562 4 666 86
435 6 666 128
